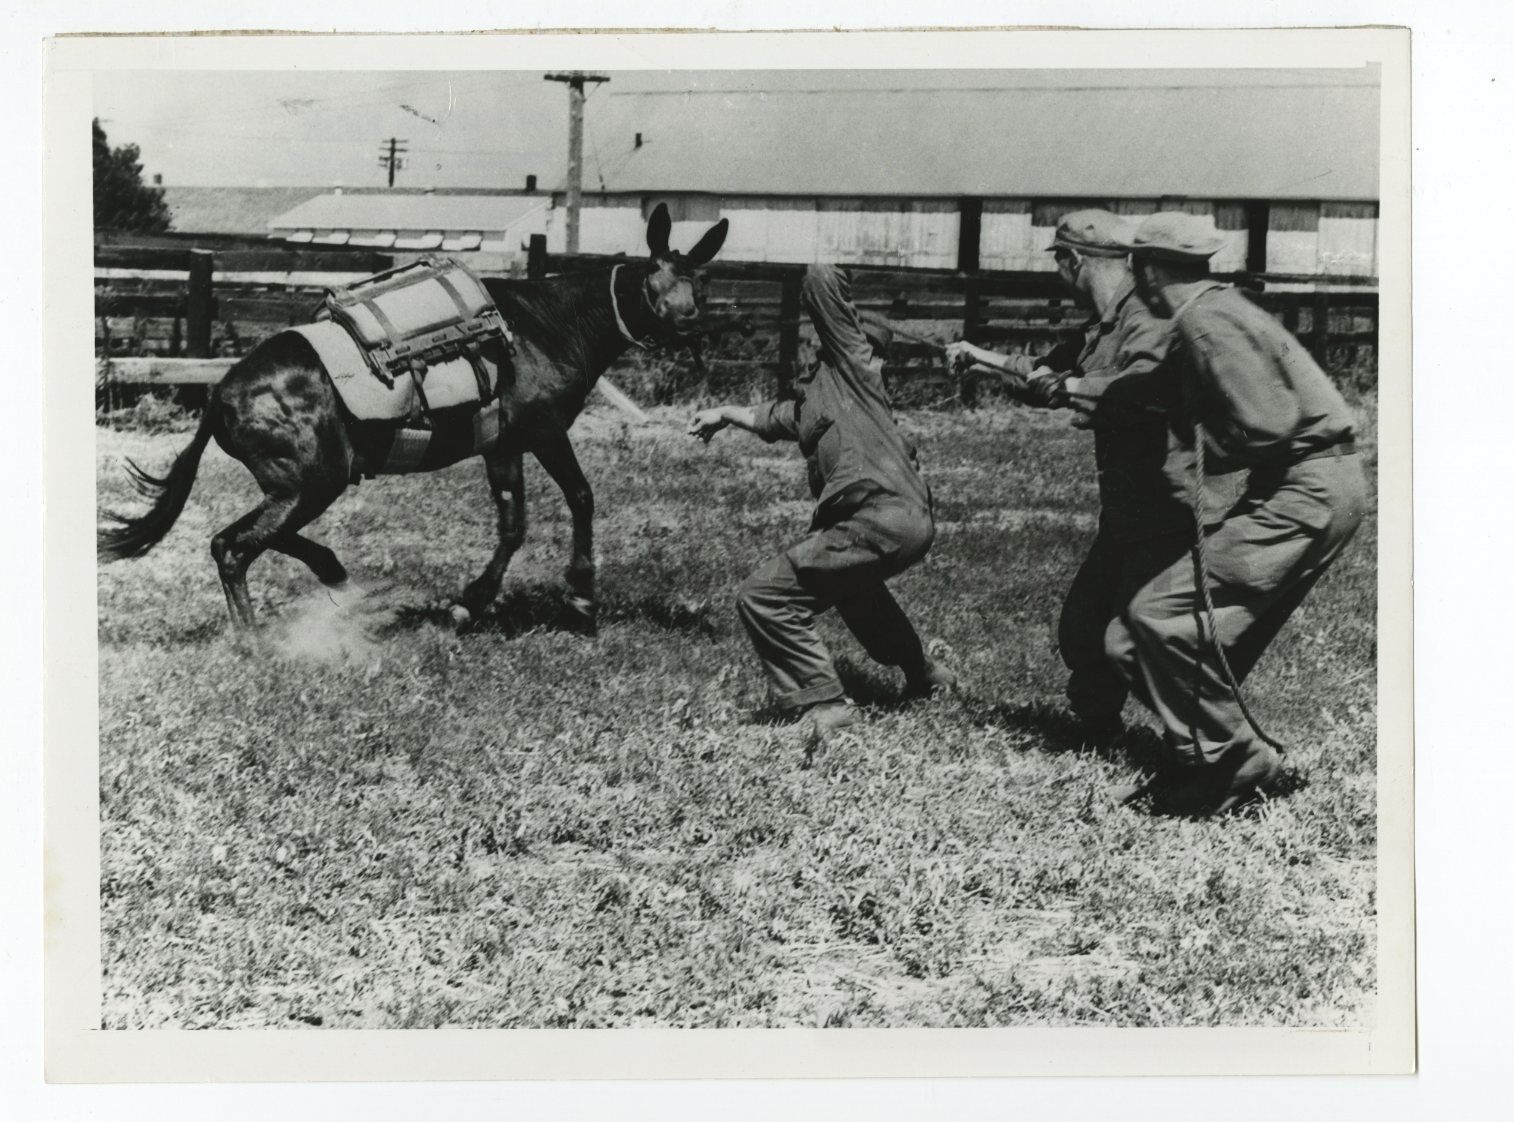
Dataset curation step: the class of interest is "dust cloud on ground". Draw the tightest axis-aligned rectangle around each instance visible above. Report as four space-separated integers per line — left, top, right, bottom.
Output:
273 580 398 664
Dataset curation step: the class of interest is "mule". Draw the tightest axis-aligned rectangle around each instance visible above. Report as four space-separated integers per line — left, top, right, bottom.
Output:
98 204 729 632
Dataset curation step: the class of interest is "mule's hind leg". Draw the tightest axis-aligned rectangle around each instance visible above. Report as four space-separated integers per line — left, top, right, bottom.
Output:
211 493 300 629
270 483 349 586
210 506 265 626
210 484 346 628
531 430 596 632
451 445 525 630
275 534 349 587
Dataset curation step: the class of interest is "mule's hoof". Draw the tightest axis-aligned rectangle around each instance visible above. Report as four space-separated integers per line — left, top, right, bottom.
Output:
449 604 474 632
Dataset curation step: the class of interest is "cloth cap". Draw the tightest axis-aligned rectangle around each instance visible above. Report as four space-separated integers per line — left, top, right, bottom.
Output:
1048 209 1132 258
1122 211 1226 262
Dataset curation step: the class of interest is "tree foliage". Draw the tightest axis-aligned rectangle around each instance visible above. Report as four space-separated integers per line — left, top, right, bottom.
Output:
93 118 171 233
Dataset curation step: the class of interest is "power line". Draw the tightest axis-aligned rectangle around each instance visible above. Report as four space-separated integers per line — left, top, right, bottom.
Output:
138 122 519 158
127 72 543 133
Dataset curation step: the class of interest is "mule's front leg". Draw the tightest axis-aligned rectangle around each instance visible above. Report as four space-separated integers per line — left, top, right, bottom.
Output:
532 431 597 632
451 447 525 631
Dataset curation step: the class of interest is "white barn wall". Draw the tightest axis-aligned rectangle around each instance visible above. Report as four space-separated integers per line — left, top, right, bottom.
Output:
1319 202 1378 276
980 201 1039 271
1267 202 1322 274
1267 201 1379 275
723 197 958 267
547 197 643 255
814 200 958 269
719 197 822 263
551 193 1378 277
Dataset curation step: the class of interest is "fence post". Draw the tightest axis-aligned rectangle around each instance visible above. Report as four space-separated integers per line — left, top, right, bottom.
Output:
1244 200 1270 274
777 269 802 399
527 234 548 281
956 198 983 273
962 273 982 343
185 250 214 358
98 315 115 417
1311 287 1331 364
1282 301 1301 338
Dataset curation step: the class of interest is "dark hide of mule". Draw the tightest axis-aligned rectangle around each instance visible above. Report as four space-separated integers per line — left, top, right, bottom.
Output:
98 205 730 631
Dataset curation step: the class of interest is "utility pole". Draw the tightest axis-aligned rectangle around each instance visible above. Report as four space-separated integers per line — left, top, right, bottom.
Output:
377 137 409 188
545 72 608 253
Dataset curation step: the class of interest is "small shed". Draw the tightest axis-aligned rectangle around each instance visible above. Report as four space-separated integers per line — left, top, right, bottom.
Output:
266 189 549 259
160 186 327 239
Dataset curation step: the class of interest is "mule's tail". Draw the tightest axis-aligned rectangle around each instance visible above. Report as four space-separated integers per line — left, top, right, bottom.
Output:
97 405 216 562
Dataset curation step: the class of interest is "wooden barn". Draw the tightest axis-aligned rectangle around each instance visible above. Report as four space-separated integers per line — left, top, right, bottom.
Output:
547 74 1381 279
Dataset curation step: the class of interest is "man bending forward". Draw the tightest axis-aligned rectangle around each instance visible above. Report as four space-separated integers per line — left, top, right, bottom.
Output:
689 264 954 750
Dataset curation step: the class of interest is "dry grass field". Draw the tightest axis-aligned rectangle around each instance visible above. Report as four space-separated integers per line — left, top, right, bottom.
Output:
95 394 1378 1029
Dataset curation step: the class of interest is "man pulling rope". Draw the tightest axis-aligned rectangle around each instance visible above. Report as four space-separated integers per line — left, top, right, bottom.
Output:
944 209 1231 749
1105 211 1368 816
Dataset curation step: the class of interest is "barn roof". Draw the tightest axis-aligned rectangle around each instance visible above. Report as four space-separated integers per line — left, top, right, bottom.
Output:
268 191 548 232
161 186 326 235
582 78 1381 201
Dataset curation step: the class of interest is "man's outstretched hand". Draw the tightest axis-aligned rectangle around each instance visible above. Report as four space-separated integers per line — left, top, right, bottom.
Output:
943 340 993 377
687 408 730 443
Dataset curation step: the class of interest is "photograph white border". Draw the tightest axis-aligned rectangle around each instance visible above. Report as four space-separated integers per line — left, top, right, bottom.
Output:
42 25 1414 1083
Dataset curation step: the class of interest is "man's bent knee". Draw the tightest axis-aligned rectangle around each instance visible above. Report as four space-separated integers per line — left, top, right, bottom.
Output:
1104 614 1138 671
735 573 779 632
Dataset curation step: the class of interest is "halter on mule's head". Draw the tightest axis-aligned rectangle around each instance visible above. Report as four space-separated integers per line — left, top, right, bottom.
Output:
612 202 729 350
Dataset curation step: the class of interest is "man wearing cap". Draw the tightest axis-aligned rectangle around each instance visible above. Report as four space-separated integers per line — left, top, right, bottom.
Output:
945 209 1204 744
1107 210 1368 815
688 263 956 751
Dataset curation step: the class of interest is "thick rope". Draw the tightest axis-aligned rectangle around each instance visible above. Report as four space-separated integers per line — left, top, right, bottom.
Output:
1189 422 1289 755
609 264 653 351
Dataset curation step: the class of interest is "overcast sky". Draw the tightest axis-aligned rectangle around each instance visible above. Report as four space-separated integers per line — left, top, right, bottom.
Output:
93 68 1379 191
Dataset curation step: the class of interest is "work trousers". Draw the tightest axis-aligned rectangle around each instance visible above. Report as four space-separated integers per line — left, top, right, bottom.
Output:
1058 527 1193 729
1105 452 1368 765
736 496 934 711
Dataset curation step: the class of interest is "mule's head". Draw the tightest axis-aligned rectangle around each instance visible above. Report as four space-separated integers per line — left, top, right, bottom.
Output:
634 202 729 344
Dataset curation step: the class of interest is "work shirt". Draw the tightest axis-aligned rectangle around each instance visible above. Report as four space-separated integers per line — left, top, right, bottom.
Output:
1019 280 1199 542
1170 284 1356 473
750 265 931 525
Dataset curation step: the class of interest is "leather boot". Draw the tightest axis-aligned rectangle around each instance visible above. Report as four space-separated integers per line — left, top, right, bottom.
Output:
1153 741 1283 817
902 660 959 701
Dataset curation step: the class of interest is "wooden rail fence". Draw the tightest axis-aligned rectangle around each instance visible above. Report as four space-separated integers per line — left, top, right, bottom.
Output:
96 238 1380 401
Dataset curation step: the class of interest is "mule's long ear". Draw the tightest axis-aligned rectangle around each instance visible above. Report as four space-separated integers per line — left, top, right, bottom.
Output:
683 217 729 267
646 203 672 258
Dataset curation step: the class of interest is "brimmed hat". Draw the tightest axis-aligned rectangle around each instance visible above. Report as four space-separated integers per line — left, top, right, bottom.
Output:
1048 209 1132 258
1121 211 1226 263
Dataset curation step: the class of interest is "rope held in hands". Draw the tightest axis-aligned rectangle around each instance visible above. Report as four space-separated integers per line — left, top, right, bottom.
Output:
1189 423 1289 755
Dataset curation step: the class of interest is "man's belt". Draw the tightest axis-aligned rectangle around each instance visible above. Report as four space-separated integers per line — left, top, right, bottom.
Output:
1295 439 1357 465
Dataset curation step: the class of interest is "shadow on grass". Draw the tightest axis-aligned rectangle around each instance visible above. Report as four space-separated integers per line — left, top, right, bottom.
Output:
730 659 916 730
99 614 230 648
1264 765 1312 802
835 657 911 709
382 583 723 641
961 697 1149 754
